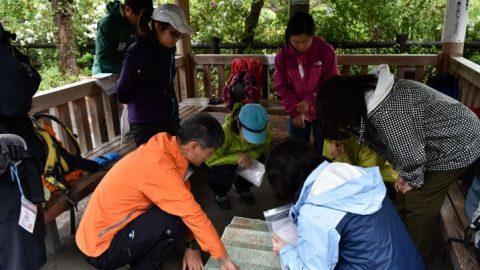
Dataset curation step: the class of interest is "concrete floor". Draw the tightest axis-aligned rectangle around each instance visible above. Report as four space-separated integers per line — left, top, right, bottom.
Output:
40 170 453 270
40 163 287 270
40 114 453 270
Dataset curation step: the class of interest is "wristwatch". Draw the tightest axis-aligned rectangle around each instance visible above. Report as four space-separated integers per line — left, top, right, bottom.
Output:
187 240 200 250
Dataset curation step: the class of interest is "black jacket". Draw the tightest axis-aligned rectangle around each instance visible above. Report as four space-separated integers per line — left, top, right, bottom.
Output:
0 41 45 203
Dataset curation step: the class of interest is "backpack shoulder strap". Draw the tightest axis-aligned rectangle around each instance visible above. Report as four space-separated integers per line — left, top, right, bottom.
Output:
33 114 81 156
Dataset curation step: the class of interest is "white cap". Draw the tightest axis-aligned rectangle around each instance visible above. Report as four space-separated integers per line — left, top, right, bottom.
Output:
151 4 194 35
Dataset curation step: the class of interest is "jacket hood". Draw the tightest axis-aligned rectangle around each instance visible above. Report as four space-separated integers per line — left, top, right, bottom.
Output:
364 64 394 114
293 161 386 216
106 1 123 19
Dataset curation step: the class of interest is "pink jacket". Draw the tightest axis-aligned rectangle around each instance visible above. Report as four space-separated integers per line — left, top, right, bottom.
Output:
274 37 338 121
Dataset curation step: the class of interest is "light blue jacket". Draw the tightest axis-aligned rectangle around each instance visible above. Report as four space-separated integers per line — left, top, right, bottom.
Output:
280 161 424 270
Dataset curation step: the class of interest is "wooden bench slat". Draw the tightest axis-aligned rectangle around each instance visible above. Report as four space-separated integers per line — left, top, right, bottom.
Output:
84 136 122 159
440 196 480 270
44 137 137 224
448 182 470 229
181 97 288 115
182 105 202 118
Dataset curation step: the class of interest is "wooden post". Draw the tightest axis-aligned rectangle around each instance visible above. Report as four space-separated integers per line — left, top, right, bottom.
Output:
288 0 309 17
210 37 220 54
175 0 196 98
440 0 469 73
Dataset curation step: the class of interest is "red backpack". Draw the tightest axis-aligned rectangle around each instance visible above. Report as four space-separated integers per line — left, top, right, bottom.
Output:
222 58 263 111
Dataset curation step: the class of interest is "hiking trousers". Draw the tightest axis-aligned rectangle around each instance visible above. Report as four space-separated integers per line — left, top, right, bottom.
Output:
288 119 323 153
0 181 47 270
85 207 186 270
208 164 253 197
395 168 466 260
130 120 179 147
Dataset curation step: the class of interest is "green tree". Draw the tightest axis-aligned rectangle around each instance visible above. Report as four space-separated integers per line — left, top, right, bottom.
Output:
51 0 79 75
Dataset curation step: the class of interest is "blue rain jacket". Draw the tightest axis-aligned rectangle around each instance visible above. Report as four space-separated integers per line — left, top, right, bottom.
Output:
280 161 425 270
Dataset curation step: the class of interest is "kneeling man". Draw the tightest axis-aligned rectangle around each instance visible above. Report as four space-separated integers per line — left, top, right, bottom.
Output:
76 113 239 270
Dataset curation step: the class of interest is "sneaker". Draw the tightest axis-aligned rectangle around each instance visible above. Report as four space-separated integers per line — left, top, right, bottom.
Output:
215 195 231 209
237 190 255 205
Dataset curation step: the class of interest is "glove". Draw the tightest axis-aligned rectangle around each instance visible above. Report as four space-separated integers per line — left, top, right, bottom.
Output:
0 134 27 175
0 134 27 162
93 152 120 166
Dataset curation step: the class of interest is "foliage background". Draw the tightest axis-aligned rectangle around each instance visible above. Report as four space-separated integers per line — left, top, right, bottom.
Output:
0 0 479 90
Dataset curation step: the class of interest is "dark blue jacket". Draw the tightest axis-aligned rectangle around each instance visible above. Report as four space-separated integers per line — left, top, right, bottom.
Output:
280 162 425 270
115 35 179 124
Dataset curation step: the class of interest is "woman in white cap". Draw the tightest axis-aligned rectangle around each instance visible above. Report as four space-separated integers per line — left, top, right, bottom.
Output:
115 4 194 146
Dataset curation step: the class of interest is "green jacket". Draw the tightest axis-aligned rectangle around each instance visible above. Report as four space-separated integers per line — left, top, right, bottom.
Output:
323 138 398 183
206 114 272 167
92 1 134 75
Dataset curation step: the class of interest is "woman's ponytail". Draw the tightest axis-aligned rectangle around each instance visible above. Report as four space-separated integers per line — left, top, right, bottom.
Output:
137 7 153 35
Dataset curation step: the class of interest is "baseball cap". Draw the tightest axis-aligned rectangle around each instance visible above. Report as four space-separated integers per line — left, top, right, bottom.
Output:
151 4 194 34
239 104 268 144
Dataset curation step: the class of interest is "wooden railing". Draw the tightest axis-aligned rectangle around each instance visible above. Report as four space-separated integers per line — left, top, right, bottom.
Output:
193 54 440 100
449 57 480 107
31 78 122 155
30 56 184 155
29 53 480 156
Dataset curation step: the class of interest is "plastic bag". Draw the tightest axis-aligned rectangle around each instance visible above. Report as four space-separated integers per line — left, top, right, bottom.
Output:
120 105 129 148
263 204 297 245
236 159 265 187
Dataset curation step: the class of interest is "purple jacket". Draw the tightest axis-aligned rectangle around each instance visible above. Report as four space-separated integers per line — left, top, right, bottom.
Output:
115 35 179 124
274 37 338 121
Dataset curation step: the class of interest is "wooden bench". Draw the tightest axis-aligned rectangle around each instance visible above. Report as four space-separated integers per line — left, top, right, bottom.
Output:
440 180 480 269
44 102 207 253
181 97 288 115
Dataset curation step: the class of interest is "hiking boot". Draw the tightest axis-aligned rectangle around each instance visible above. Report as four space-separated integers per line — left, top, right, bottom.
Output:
237 190 255 205
215 195 231 209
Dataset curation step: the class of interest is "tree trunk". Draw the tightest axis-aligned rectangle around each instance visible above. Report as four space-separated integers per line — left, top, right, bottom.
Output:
239 0 264 52
51 0 78 75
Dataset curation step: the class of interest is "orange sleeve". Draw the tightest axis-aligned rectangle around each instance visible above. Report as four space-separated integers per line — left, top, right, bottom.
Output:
140 166 227 259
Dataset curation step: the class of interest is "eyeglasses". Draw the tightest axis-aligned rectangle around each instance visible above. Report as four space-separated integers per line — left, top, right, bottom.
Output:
169 30 184 40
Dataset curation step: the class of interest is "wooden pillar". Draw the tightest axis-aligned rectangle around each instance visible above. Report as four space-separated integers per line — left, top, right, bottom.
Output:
439 0 469 73
175 0 197 98
288 0 309 18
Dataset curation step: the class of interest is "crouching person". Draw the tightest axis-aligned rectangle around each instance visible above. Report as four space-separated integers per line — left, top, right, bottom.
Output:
76 113 239 270
206 104 271 209
266 138 425 270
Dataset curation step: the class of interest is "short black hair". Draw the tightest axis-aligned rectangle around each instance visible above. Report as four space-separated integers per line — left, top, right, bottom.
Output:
125 0 153 14
178 113 225 149
316 75 377 140
266 138 324 202
285 12 316 44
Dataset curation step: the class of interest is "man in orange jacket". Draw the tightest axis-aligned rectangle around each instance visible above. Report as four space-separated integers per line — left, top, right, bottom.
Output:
76 113 239 270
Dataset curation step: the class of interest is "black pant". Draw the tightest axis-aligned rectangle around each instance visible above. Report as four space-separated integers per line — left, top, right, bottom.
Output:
130 120 179 147
209 164 253 196
0 182 46 270
85 207 187 270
